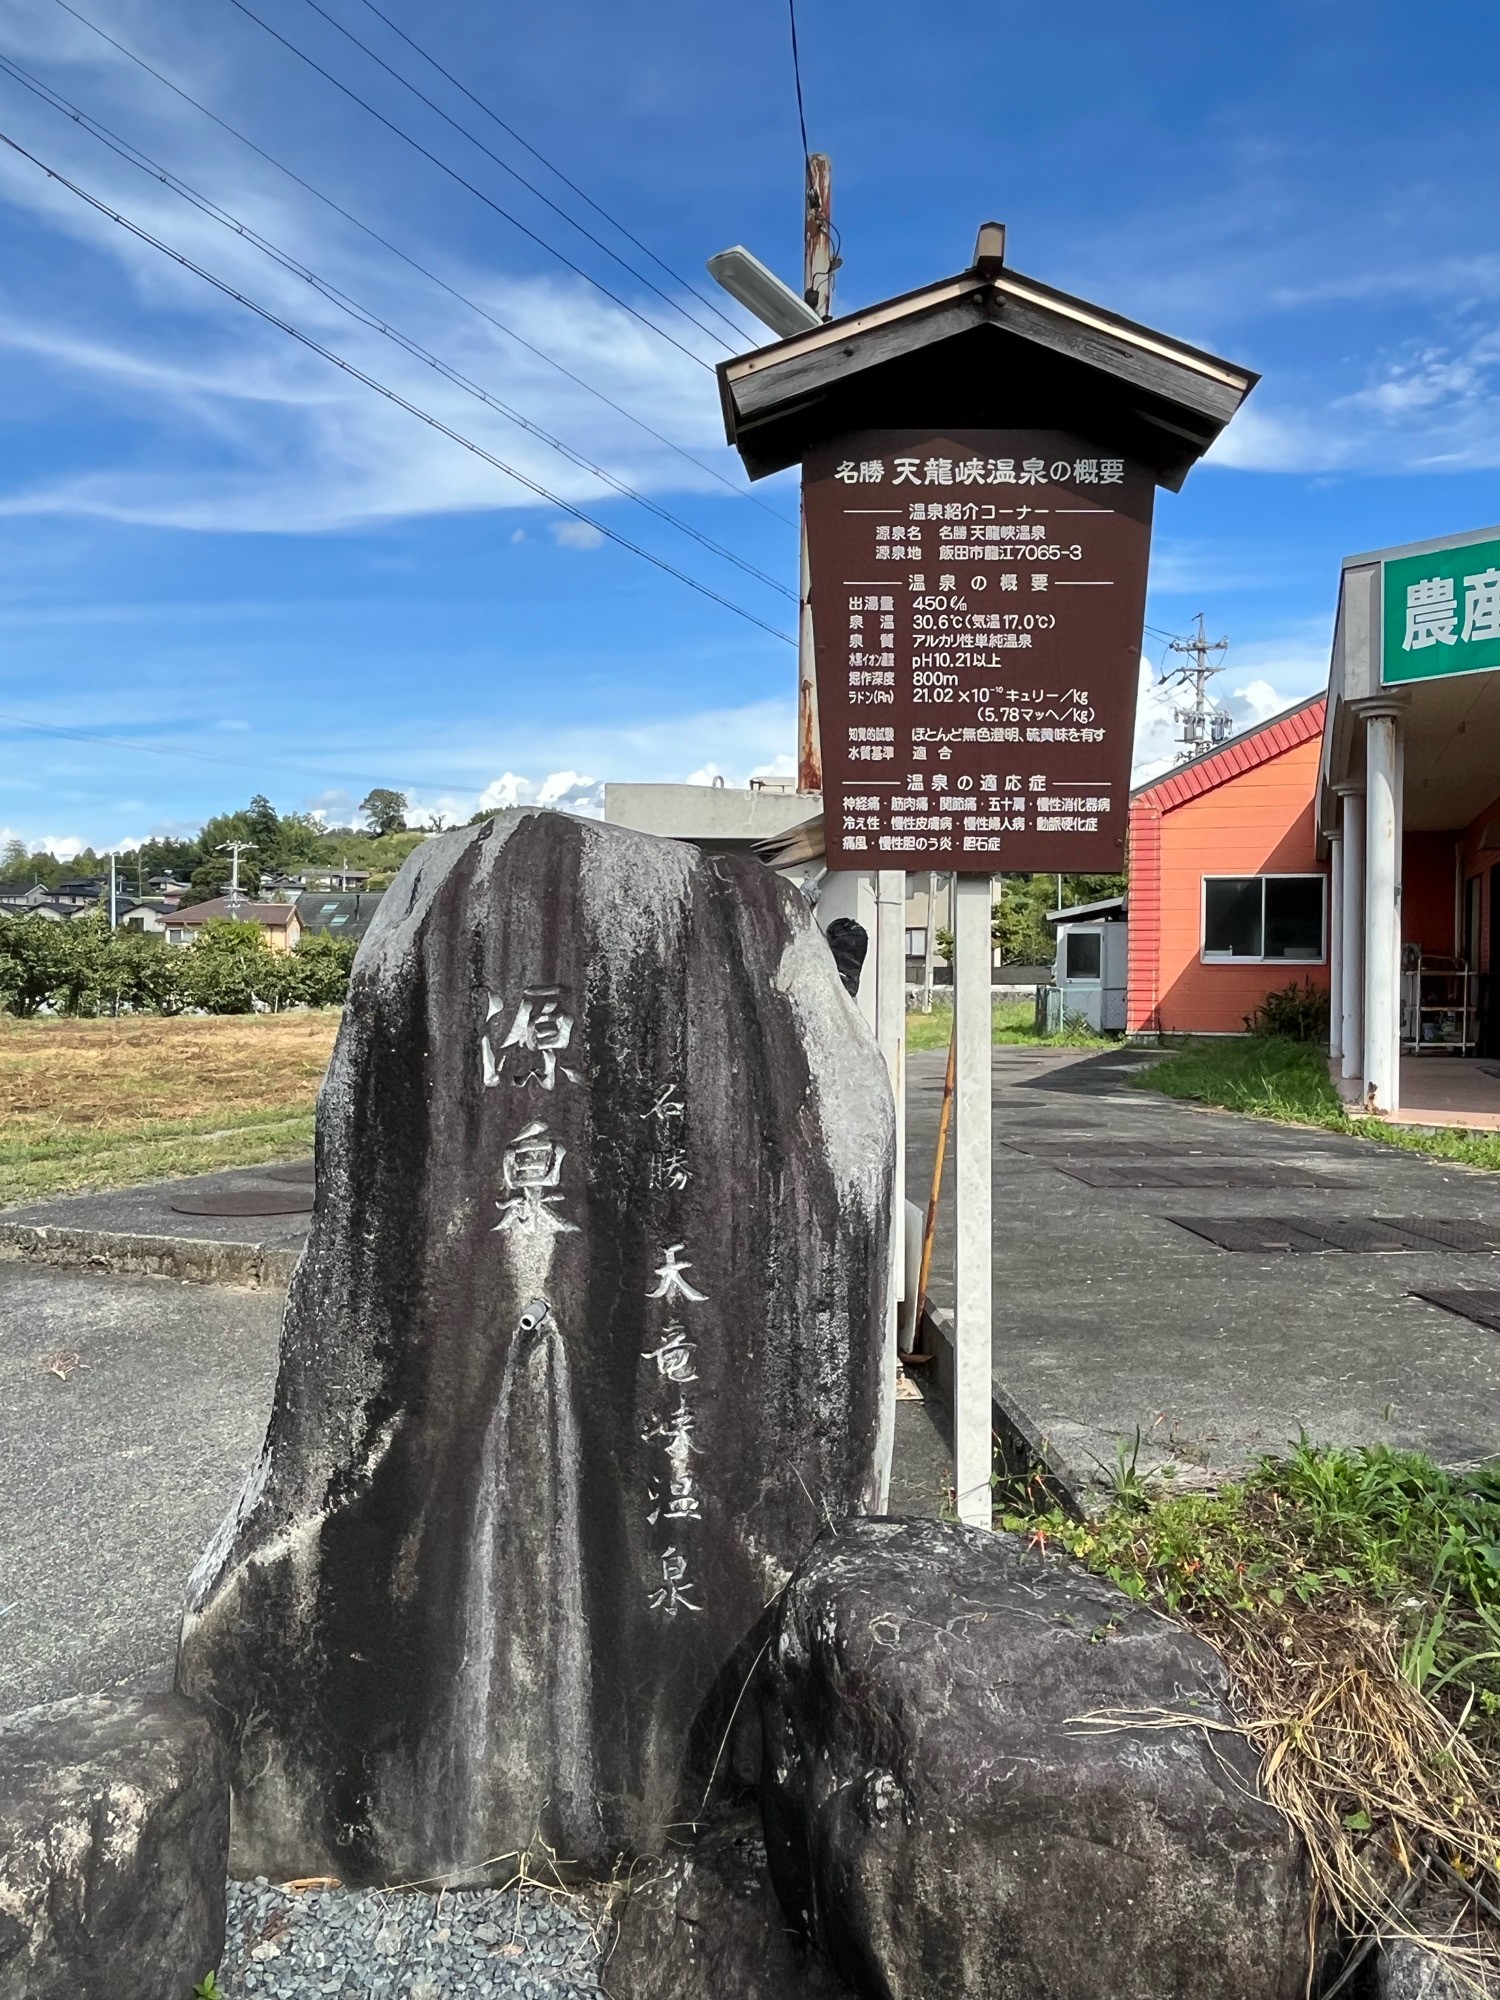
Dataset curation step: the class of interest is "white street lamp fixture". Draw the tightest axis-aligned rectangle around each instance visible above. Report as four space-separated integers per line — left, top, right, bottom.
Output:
706 246 821 339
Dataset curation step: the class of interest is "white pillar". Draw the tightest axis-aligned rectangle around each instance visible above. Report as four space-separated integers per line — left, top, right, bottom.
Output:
1328 832 1343 1065
953 872 993 1527
1339 787 1365 1082
1363 708 1404 1114
875 871 906 1378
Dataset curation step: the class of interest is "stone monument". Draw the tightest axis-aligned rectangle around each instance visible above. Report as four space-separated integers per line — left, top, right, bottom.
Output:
177 809 893 1884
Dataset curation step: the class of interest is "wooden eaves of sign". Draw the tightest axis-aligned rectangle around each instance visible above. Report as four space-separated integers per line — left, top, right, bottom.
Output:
717 225 1258 491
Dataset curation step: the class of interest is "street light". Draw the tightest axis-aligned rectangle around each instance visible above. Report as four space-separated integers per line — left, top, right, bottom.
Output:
706 247 821 339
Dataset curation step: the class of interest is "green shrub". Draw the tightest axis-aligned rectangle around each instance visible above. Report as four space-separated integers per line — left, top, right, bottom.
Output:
1244 977 1330 1042
0 910 356 1016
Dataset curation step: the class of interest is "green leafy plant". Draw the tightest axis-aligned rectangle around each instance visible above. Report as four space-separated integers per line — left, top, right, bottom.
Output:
1242 977 1331 1042
193 1974 223 1999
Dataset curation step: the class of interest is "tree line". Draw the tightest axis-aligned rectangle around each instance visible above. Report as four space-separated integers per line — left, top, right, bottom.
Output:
2 788 426 905
0 915 355 1018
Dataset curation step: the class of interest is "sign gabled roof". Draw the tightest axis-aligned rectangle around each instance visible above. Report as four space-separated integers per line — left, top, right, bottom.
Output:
718 250 1258 489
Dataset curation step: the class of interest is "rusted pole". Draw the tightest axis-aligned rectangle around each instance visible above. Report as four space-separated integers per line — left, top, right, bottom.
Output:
797 153 833 796
797 502 821 794
803 152 834 319
915 1015 957 1339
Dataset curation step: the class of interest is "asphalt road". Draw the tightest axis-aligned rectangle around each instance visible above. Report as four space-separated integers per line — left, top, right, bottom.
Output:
0 1264 280 1713
911 1044 1500 1491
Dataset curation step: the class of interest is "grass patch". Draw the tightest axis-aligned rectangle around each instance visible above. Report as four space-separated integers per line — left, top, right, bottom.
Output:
0 1012 339 1203
1004 1439 1500 1977
1137 1034 1500 1175
906 998 1113 1053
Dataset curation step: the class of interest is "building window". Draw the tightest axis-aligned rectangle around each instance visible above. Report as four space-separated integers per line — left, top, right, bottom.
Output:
1202 875 1325 962
1063 930 1102 981
904 927 927 958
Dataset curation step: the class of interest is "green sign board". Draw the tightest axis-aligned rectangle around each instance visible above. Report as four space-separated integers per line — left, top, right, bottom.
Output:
1383 534 1500 684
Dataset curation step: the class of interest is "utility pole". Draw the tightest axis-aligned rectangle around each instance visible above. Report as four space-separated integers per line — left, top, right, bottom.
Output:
797 153 836 794
217 839 256 910
108 852 117 931
803 153 835 319
1161 613 1231 762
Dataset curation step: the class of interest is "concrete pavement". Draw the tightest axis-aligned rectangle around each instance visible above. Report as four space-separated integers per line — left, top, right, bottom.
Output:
0 1264 279 1712
910 1044 1500 1496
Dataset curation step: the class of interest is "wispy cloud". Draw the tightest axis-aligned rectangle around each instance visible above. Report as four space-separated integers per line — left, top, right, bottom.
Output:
0 6 758 535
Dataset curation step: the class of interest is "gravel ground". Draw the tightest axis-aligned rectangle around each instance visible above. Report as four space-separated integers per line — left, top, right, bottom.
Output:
220 1879 612 1998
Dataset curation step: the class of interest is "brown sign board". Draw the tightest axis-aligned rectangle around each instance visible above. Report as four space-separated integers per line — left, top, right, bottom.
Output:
803 429 1155 873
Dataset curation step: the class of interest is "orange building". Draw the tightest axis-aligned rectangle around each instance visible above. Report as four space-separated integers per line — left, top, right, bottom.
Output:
1127 696 1329 1037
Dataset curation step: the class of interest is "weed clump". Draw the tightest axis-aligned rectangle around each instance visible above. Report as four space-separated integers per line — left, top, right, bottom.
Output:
1004 1439 1500 1986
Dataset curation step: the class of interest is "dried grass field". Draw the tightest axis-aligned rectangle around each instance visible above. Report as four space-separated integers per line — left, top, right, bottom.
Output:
0 1012 341 1206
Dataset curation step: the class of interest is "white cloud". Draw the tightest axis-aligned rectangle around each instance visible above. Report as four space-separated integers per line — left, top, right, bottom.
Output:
1131 659 1182 787
1233 678 1290 725
550 520 605 550
469 769 604 817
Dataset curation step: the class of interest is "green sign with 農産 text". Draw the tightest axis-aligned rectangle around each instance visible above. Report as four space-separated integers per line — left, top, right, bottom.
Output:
1383 533 1500 684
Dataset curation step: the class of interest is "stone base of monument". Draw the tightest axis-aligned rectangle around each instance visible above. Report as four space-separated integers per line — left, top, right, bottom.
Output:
758 1517 1313 2000
0 1692 228 2000
605 1812 852 2000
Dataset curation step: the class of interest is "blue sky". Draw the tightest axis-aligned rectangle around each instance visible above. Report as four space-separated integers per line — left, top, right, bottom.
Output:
2 0 1499 853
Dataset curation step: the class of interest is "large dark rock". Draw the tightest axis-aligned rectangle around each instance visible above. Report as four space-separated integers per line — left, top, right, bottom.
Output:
760 1517 1311 2000
178 809 894 1885
0 1692 228 2000
605 1812 851 2000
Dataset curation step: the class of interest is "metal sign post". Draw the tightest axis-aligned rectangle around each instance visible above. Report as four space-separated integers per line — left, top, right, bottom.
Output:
952 871 993 1525
875 869 907 1375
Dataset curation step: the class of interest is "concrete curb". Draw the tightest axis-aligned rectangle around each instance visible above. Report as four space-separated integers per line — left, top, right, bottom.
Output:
0 1223 297 1290
919 1302 1089 1514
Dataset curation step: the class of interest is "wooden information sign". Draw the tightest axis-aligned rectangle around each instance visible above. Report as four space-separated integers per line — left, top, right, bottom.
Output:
803 428 1154 873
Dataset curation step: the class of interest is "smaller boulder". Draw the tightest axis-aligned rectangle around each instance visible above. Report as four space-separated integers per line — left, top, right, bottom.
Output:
1379 1926 1500 1998
606 1813 851 2000
0 1692 228 2000
760 1517 1311 2000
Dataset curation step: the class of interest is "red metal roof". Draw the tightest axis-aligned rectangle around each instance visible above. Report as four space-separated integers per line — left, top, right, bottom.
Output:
1132 694 1326 814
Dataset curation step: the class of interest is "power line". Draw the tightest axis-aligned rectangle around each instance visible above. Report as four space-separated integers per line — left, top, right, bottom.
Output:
0 53 793 601
347 0 748 343
0 126 796 645
788 0 811 165
219 0 716 372
46 0 792 524
296 0 741 351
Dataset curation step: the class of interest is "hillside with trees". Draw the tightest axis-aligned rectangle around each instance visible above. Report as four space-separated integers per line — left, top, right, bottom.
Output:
0 789 433 897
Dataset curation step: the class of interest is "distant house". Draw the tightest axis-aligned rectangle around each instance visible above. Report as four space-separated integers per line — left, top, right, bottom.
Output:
295 890 385 943
295 865 370 892
164 898 303 952
0 895 64 923
118 901 168 935
51 878 104 909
